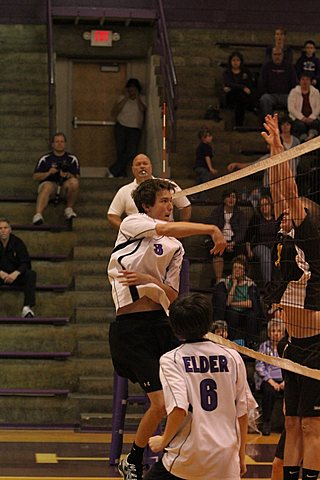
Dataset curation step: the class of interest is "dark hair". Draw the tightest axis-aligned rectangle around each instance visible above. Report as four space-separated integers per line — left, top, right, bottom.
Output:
275 26 286 35
299 71 313 81
304 40 316 48
278 115 293 127
228 51 244 69
125 78 142 93
169 293 213 340
258 194 274 217
51 132 67 143
132 178 175 213
198 126 212 140
231 254 247 272
222 188 237 201
0 217 10 225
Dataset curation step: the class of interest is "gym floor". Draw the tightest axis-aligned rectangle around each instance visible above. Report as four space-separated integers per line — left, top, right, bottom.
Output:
0 429 279 479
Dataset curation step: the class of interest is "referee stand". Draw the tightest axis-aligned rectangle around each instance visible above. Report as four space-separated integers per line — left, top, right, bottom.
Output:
109 259 190 466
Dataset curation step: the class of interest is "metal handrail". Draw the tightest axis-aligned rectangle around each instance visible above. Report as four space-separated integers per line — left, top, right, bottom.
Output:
46 0 55 143
156 0 178 152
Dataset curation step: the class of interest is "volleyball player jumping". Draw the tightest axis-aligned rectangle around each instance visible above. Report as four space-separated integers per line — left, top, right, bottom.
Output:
262 114 320 480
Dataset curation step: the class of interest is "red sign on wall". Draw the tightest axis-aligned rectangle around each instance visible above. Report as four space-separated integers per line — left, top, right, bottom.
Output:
90 30 112 47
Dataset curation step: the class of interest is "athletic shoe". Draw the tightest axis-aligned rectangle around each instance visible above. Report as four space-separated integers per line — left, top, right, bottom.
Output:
32 213 44 225
21 306 35 318
64 207 77 220
118 455 143 480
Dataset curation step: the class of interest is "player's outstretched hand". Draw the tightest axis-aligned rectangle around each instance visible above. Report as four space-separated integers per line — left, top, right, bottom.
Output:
210 229 227 256
148 435 164 453
261 114 282 149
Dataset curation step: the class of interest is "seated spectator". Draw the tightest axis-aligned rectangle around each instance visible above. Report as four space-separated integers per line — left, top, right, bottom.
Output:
193 126 218 202
265 26 293 64
245 195 278 286
254 317 285 436
222 51 256 127
108 78 147 178
288 73 320 142
32 133 80 225
259 48 297 120
107 153 191 229
207 189 247 283
211 319 228 338
212 255 262 348
0 217 36 317
295 40 320 90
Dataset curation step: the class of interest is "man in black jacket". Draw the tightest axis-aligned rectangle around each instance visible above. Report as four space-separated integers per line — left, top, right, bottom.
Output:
0 217 36 317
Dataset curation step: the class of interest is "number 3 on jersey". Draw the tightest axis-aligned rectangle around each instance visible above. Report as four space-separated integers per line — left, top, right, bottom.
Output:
200 379 217 411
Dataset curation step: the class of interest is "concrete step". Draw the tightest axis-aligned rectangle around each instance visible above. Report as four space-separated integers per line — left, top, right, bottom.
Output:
10 230 74 256
75 307 115 323
74 275 110 291
0 115 48 129
1 290 74 317
73 218 109 233
78 375 113 394
78 340 109 357
72 260 107 276
73 291 113 308
29 261 73 284
73 245 112 260
0 325 76 352
0 126 48 141
173 54 212 67
75 323 109 340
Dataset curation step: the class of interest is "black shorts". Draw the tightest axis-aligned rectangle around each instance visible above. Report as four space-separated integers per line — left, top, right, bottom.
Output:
109 310 179 393
144 460 183 480
283 334 320 417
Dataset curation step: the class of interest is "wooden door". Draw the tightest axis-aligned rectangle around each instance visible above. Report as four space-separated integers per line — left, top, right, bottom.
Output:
71 62 126 170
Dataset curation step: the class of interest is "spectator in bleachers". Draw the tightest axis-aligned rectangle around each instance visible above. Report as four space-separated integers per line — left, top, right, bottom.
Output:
108 78 147 178
0 217 36 318
212 255 262 348
265 27 293 64
295 40 320 90
245 195 278 286
288 72 320 142
211 319 228 338
222 51 256 127
107 153 191 229
207 189 246 283
193 126 218 201
259 48 297 120
254 317 285 435
32 133 80 225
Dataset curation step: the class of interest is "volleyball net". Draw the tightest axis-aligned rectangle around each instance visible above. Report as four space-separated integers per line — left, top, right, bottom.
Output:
174 131 320 379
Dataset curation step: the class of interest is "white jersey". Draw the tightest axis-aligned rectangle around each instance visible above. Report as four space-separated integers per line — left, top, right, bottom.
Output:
107 177 191 222
160 339 251 480
107 213 184 314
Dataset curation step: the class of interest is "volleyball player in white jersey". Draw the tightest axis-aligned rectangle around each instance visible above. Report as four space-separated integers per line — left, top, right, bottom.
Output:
145 293 252 480
108 179 226 480
262 114 320 480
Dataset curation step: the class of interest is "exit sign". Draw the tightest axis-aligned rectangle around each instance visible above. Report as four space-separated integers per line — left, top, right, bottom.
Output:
91 30 112 47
